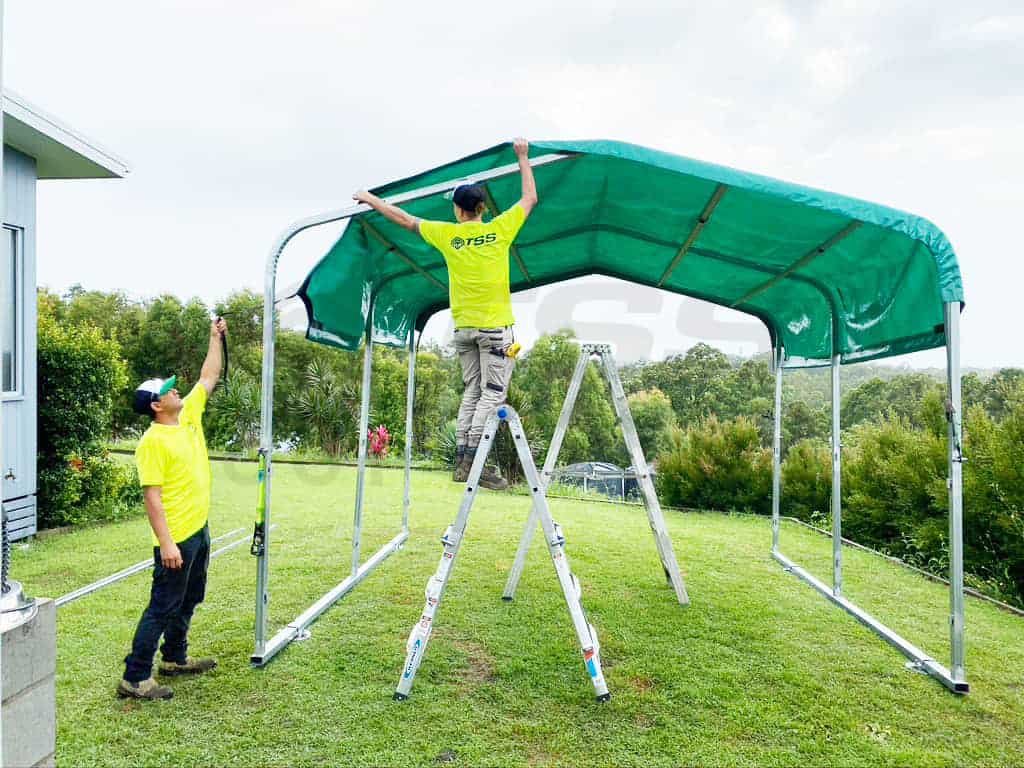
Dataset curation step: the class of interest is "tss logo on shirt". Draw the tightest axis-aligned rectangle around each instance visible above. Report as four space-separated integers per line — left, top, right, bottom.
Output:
451 233 497 250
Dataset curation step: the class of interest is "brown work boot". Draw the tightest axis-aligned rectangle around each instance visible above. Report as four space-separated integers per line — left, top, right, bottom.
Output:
158 656 218 677
453 455 472 483
478 464 508 491
117 677 173 700
452 446 468 482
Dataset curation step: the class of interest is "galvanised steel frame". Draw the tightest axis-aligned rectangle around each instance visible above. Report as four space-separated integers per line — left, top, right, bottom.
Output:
249 148 968 695
770 302 968 694
250 153 574 666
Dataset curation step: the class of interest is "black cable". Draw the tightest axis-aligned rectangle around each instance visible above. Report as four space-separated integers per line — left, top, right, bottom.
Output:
216 316 229 393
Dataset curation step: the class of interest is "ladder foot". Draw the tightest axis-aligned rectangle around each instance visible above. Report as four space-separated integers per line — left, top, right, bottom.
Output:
596 692 611 703
501 595 514 602
393 692 408 701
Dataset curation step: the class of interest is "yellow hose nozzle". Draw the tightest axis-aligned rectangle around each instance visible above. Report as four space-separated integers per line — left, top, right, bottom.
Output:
506 343 522 359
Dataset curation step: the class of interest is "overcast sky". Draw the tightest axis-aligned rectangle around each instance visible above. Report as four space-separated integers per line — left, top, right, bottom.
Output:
7 1 1023 367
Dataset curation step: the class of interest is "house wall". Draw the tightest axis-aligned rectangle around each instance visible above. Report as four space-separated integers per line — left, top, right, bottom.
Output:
2 147 38 540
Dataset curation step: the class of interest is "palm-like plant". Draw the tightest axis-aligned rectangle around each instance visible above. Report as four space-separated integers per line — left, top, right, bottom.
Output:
291 360 363 456
215 369 261 451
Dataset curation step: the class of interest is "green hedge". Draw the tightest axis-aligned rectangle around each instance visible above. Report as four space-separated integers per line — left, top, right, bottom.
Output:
36 313 142 528
655 416 771 514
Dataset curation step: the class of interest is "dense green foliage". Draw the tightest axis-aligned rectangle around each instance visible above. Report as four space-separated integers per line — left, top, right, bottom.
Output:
35 310 140 527
656 417 772 514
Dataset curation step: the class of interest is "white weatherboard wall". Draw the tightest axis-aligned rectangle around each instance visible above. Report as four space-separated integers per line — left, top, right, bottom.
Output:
1 146 37 540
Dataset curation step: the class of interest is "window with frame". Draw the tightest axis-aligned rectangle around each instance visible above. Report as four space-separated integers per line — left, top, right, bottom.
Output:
2 226 19 395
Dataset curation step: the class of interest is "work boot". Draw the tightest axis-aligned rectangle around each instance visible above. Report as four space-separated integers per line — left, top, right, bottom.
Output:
464 447 508 491
452 445 467 482
453 452 474 483
478 464 508 491
117 677 173 700
157 656 218 677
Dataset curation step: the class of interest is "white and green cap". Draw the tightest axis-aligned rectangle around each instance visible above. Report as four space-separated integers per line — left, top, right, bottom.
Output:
132 376 177 415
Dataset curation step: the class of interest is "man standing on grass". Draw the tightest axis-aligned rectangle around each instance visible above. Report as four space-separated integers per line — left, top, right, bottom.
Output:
117 318 227 700
353 138 537 490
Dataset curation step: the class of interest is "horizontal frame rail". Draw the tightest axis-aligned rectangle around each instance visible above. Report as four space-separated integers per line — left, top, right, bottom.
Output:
773 550 968 694
56 526 254 608
251 530 408 667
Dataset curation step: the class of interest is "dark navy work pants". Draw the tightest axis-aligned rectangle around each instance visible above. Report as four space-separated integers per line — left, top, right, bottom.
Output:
123 524 210 683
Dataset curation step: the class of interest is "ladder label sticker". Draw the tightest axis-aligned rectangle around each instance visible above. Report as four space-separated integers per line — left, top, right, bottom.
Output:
419 615 432 630
584 647 599 678
404 639 422 679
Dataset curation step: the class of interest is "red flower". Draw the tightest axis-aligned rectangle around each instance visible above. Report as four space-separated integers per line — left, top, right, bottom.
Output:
368 425 391 460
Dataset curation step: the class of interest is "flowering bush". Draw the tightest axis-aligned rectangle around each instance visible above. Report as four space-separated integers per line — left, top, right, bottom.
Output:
368 425 391 461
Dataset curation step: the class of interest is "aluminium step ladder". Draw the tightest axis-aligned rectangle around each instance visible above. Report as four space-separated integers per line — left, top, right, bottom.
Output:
394 405 610 702
503 343 689 605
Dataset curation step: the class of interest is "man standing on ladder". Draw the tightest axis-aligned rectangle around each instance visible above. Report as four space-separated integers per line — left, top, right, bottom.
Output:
117 318 227 700
354 138 537 490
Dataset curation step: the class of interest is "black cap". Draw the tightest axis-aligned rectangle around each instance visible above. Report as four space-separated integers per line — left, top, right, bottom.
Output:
452 184 486 214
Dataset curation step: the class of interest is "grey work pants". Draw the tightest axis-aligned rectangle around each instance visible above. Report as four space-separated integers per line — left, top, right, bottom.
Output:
454 326 516 447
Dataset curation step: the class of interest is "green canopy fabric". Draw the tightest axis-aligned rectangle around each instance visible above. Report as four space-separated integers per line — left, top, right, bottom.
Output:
297 140 963 366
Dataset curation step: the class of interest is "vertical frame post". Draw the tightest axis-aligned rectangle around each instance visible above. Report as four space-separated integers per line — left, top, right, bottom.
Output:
402 329 416 533
771 346 784 554
944 302 966 683
352 318 374 578
831 352 842 597
254 252 279 658
0 3 6 754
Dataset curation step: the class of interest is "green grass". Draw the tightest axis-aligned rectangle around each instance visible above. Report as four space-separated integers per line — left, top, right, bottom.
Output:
13 463 1024 766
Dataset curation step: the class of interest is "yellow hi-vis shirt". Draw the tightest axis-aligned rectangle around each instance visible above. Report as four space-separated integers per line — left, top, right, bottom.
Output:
419 203 526 329
135 383 212 544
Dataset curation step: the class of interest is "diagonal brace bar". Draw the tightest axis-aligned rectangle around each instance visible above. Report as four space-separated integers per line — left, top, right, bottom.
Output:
657 184 727 287
731 221 861 307
360 218 447 290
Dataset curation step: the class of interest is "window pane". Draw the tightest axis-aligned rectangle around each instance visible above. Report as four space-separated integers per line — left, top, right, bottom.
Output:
2 228 16 393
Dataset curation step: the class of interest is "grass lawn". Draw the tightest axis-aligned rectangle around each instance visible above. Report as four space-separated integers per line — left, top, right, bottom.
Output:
13 461 1024 767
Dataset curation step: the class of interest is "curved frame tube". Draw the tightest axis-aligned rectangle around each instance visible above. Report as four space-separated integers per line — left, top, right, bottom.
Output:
252 154 572 665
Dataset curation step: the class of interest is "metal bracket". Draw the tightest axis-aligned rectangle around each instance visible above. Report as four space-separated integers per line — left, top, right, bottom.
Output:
905 659 933 676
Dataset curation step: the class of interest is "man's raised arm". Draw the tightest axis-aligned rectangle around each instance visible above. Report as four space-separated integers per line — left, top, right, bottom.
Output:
513 137 538 217
352 191 421 234
199 318 226 396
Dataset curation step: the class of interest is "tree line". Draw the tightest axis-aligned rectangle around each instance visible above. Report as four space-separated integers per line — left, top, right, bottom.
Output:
37 285 1024 605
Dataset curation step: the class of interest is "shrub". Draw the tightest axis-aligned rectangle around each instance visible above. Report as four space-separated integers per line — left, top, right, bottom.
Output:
841 417 948 561
655 416 772 514
781 439 831 522
36 315 137 527
962 404 1024 604
38 453 143 528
